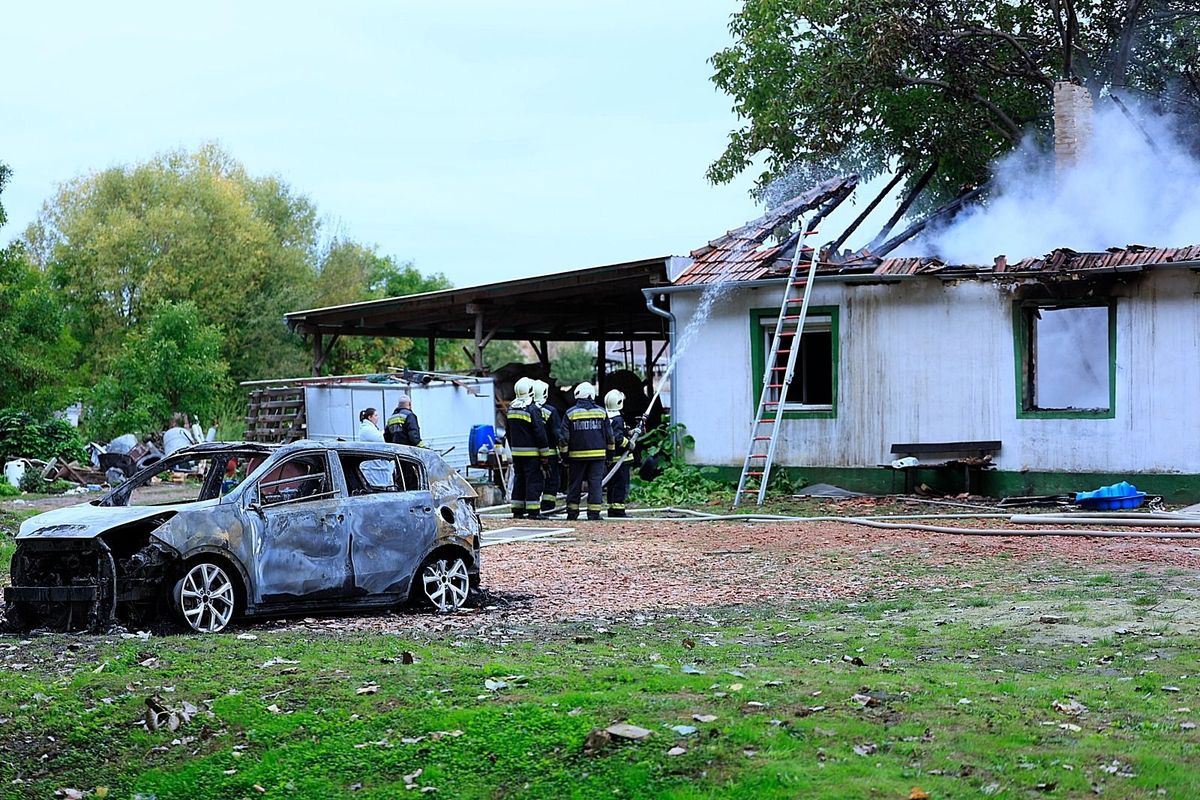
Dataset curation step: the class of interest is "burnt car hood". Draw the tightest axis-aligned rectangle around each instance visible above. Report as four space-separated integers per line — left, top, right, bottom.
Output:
17 499 220 540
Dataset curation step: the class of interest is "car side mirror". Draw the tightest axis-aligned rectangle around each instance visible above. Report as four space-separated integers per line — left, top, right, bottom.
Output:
246 500 265 518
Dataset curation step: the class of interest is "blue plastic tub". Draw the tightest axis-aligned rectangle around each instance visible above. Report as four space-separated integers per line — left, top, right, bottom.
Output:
1075 481 1146 510
469 424 497 465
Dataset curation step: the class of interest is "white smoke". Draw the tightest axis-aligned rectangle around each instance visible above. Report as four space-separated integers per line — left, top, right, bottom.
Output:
917 103 1200 264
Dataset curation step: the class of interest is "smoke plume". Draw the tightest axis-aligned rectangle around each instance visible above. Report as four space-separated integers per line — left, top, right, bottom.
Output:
916 103 1200 264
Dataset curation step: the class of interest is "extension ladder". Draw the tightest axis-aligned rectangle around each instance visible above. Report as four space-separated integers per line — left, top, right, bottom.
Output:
733 222 822 507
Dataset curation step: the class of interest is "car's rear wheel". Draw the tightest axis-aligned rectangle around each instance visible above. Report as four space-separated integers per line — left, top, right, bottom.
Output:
174 560 239 633
417 555 470 612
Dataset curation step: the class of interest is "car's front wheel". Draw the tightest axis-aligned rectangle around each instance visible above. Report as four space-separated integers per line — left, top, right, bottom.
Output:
174 560 239 633
417 555 470 612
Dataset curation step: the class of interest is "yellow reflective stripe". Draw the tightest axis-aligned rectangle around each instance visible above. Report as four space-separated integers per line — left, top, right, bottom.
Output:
587 504 605 510
508 411 532 422
540 408 552 420
511 447 540 457
569 449 607 458
568 410 607 420
385 415 404 426
538 447 554 456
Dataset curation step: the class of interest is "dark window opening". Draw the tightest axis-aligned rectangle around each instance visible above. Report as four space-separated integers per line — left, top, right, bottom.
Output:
762 316 834 408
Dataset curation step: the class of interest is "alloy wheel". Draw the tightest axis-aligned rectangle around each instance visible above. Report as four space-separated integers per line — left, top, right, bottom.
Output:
178 562 236 633
421 557 470 612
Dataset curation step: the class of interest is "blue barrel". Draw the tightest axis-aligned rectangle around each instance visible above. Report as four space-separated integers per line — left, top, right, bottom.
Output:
469 424 496 465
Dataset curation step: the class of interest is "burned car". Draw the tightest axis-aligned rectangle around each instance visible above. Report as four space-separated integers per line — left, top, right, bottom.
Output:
4 440 482 633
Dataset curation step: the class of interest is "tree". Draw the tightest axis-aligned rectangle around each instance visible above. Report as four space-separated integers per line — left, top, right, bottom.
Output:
26 144 319 385
0 162 77 413
0 160 11 226
710 1 1200 215
316 241 463 375
551 343 596 386
88 302 229 440
0 242 78 414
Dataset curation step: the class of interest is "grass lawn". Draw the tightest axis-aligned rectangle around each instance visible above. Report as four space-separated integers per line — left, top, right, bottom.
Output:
1 509 1198 798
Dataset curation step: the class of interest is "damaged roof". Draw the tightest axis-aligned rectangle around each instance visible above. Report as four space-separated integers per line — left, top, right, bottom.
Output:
675 174 1200 286
675 175 859 286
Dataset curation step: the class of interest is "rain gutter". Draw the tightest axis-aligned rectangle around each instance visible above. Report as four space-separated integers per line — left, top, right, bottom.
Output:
641 287 678 431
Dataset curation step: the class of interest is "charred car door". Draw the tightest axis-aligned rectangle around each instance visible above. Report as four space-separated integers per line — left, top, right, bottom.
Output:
246 451 353 603
336 451 435 596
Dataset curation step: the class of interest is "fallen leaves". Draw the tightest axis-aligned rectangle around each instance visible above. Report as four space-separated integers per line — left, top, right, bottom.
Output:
484 675 527 692
1053 698 1087 716
144 696 198 732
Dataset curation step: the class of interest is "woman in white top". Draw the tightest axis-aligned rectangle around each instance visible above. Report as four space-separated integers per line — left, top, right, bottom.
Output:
358 408 385 443
357 408 395 488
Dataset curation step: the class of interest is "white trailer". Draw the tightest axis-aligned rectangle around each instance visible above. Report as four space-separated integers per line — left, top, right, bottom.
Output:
301 376 494 472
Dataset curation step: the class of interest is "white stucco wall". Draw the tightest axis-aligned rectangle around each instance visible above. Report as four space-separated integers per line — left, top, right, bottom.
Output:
671 269 1200 474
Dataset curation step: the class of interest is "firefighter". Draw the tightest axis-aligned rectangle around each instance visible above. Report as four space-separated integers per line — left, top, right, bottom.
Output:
604 389 632 518
532 379 562 512
384 395 425 447
506 376 548 519
559 381 613 521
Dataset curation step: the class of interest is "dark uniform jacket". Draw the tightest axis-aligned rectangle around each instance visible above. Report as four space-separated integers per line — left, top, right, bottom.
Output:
384 407 423 446
559 399 614 460
607 412 633 464
506 402 548 458
537 403 563 458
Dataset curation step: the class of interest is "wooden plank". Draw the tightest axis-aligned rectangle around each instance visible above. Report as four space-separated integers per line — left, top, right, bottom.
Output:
890 440 1001 455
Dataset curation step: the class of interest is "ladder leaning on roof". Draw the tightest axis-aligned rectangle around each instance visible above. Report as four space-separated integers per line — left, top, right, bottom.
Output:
733 221 823 507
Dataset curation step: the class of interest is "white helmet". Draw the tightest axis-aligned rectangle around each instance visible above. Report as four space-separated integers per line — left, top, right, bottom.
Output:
604 389 625 413
573 381 597 400
532 379 549 405
514 376 535 400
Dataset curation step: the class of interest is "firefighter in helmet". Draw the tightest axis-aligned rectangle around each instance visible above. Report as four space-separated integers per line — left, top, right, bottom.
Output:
604 389 632 518
559 381 613 521
532 379 562 512
506 377 549 519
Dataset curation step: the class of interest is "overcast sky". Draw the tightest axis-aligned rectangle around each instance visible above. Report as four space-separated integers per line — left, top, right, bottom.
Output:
2 1 766 286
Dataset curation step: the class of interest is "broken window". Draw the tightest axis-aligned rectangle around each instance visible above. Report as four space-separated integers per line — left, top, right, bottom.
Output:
254 454 333 507
337 453 425 495
1019 302 1114 414
756 309 837 413
127 456 221 507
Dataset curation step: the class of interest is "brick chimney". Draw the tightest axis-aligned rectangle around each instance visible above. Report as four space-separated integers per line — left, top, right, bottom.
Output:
1054 81 1093 176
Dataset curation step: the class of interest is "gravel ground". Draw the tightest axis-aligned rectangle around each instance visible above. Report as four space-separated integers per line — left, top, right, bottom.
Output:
266 510 1200 637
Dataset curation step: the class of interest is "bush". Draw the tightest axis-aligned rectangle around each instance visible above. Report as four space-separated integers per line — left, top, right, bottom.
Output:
0 409 88 463
0 482 19 497
629 421 729 505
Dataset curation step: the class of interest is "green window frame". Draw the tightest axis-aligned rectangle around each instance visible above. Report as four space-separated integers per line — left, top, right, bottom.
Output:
749 305 839 419
1012 300 1117 419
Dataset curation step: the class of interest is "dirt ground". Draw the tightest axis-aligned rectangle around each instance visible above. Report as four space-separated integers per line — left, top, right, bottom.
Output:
259 510 1200 637
8 492 1200 637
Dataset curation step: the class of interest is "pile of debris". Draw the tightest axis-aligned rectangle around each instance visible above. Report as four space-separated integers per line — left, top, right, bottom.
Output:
4 433 165 497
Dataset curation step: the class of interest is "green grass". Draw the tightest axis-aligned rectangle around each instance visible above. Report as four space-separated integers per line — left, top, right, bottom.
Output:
0 573 1197 799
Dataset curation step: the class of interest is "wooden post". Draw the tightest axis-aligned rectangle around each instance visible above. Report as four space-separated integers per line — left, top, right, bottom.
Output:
644 338 654 390
310 333 323 377
596 328 606 390
473 313 484 373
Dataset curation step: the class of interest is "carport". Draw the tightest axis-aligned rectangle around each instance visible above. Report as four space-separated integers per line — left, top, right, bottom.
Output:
284 256 687 378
